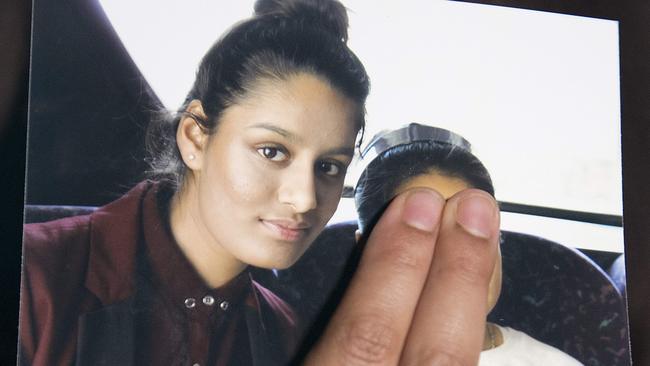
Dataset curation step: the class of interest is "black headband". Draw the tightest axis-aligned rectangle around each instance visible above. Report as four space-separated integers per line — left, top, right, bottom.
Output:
361 123 471 161
341 123 472 198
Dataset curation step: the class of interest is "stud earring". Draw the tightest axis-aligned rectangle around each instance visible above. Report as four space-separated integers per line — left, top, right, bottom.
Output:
188 154 196 161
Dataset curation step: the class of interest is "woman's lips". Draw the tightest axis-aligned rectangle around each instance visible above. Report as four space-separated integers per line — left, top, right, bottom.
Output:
260 219 310 242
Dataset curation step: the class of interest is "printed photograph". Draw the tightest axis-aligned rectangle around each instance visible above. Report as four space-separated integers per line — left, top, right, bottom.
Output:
20 0 630 365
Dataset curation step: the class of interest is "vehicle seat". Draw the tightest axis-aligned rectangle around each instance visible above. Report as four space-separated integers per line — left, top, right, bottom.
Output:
491 231 630 366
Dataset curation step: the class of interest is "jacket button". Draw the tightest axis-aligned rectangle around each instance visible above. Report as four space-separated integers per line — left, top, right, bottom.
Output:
220 301 229 311
202 295 215 306
184 297 196 309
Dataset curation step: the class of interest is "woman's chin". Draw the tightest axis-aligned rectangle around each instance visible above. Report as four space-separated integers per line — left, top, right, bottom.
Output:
243 250 304 271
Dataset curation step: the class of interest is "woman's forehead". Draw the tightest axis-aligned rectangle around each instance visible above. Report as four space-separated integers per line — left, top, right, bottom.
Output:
239 72 350 107
216 73 359 152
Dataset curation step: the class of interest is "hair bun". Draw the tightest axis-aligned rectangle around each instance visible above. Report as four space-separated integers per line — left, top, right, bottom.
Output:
254 0 349 42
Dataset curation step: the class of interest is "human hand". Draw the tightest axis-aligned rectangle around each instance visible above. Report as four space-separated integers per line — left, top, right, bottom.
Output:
304 187 500 365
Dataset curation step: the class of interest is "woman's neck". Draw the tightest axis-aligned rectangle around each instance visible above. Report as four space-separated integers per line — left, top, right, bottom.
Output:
168 184 247 288
483 322 504 351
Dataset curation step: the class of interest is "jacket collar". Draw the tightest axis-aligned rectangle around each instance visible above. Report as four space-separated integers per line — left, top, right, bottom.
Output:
84 181 153 304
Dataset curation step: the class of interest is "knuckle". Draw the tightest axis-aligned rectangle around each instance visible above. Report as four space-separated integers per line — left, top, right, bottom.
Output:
380 233 431 273
392 245 421 270
336 315 398 365
440 252 491 286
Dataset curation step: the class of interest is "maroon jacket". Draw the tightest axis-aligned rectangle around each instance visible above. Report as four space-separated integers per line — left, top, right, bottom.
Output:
19 182 298 366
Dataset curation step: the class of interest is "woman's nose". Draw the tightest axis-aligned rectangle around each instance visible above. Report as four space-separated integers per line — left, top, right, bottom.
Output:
278 164 318 213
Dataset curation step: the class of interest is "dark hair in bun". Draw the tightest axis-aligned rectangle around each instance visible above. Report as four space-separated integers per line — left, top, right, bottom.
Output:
254 0 349 41
146 0 370 189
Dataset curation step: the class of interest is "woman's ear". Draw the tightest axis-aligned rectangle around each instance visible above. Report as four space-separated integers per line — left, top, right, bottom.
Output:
176 100 209 172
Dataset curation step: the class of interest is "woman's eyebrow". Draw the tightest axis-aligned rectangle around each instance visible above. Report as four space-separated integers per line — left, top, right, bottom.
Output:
324 147 354 158
248 123 354 157
248 123 298 142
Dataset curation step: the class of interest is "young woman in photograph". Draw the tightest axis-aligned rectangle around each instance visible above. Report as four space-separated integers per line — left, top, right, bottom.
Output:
354 123 583 366
20 0 369 364
20 0 505 364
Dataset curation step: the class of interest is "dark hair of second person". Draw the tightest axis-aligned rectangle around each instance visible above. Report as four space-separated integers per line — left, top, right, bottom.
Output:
355 139 494 233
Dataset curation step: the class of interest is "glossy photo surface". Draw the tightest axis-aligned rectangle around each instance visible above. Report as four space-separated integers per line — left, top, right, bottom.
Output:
22 1 631 365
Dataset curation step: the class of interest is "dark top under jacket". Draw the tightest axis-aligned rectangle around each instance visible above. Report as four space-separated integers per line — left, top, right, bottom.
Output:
20 181 298 366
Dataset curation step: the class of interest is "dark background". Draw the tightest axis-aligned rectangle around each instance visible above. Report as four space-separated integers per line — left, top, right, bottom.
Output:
1 0 648 364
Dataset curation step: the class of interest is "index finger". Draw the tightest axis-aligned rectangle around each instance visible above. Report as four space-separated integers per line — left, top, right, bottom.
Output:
400 189 500 366
304 188 445 365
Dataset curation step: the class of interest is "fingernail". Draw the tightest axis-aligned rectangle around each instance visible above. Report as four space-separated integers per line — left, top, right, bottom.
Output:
401 189 444 232
456 194 497 239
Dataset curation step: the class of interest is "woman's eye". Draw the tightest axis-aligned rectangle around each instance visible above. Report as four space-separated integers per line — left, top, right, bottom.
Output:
257 146 288 162
318 161 343 177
